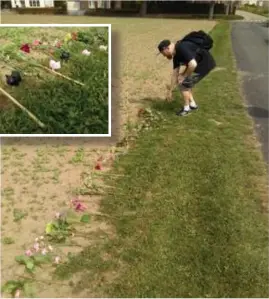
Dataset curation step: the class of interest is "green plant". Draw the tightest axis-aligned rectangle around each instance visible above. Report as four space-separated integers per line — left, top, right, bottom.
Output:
13 208 28 222
1 279 35 298
2 236 15 244
15 254 52 274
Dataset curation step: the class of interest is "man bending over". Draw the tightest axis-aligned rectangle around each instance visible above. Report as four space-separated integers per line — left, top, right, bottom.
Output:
158 33 216 116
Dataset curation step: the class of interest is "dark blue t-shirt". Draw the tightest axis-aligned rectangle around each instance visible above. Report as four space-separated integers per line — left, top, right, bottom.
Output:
173 40 216 75
173 40 199 69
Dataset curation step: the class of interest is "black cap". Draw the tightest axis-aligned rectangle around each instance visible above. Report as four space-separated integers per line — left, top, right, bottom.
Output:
157 39 171 53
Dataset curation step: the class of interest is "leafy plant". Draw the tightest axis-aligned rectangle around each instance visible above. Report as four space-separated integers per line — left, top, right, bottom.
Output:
2 236 15 244
15 254 52 273
1 279 35 298
13 208 28 222
45 218 73 243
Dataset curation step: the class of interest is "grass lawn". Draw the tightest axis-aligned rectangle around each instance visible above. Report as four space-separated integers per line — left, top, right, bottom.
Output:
53 22 269 298
0 26 109 134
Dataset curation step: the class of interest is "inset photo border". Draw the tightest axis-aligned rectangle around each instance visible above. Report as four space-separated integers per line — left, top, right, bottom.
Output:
0 24 111 137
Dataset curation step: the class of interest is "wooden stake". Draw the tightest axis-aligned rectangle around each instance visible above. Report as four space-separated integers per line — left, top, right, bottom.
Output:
38 65 85 87
0 87 46 129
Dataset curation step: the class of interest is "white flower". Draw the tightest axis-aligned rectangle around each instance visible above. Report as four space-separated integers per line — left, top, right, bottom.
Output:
55 256 60 264
99 45 107 51
35 237 39 242
55 212 61 219
33 242 39 252
40 236 44 240
48 245 53 251
15 289 20 298
82 49 91 56
49 59 61 70
41 248 47 255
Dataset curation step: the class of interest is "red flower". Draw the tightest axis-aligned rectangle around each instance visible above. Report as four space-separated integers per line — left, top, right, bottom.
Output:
20 44 30 53
137 108 145 117
95 163 102 170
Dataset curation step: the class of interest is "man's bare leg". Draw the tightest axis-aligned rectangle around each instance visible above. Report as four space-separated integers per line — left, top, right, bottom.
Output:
181 89 192 111
189 89 197 108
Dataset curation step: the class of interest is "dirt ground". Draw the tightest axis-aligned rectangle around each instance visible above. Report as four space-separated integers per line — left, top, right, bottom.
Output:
0 13 216 298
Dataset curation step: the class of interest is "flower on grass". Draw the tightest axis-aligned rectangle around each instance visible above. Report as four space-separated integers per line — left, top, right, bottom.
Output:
72 32 78 40
48 245 53 252
137 108 145 117
95 162 102 170
32 39 42 46
64 33 72 43
33 243 39 252
14 289 20 298
20 44 30 53
49 60 61 70
71 198 87 212
55 212 61 219
41 248 47 255
99 45 107 51
55 256 60 264
25 249 33 257
53 39 62 48
82 49 91 56
40 236 44 240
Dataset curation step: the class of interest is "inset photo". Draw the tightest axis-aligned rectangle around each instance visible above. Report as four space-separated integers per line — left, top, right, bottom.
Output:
0 24 111 136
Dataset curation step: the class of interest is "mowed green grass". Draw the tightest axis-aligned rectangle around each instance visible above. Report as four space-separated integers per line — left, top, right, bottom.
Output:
53 22 269 298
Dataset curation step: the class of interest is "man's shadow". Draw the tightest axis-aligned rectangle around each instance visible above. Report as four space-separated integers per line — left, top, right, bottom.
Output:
138 97 180 114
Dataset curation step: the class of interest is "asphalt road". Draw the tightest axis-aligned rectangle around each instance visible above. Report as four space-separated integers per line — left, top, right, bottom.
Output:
231 20 269 164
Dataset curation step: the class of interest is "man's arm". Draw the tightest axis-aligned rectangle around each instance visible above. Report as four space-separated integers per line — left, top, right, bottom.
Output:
169 67 179 91
180 59 197 79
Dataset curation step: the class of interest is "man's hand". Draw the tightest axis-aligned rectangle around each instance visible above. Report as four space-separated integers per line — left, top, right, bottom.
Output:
178 75 185 85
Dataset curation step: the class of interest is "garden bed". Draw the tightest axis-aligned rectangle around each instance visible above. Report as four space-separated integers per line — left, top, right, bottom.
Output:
0 26 109 134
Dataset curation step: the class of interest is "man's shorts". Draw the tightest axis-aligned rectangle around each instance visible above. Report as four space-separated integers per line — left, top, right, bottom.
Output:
179 49 216 91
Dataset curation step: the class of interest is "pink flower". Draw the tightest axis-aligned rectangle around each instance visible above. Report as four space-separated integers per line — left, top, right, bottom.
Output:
71 198 87 212
25 249 33 257
15 289 20 298
55 256 60 264
33 39 41 46
33 242 39 252
75 202 87 212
